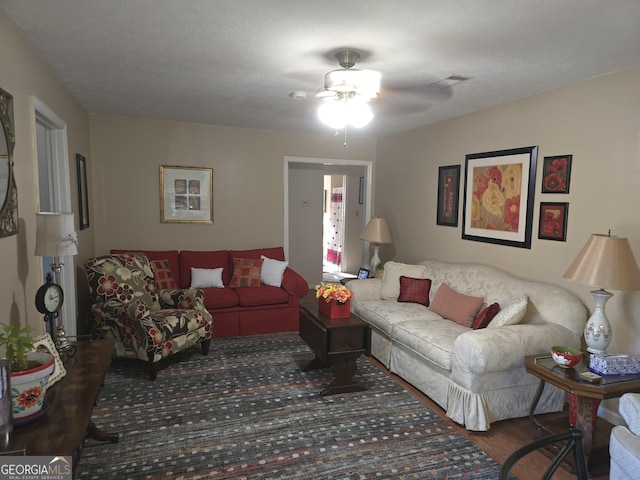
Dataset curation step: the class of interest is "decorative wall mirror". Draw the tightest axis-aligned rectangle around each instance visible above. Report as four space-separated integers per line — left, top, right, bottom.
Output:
0 88 18 238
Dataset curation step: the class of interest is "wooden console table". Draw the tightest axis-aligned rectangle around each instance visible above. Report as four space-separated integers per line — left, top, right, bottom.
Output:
7 339 118 469
299 303 370 396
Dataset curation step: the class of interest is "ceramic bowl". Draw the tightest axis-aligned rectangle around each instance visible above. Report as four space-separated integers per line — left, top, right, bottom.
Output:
551 346 583 368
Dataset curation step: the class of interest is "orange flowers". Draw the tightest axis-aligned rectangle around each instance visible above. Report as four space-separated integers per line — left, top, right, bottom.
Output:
315 283 353 304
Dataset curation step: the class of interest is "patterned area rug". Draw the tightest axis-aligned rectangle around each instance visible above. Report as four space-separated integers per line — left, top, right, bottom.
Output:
76 332 510 479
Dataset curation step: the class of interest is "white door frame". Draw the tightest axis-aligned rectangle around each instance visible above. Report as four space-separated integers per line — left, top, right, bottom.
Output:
284 156 373 267
33 96 77 337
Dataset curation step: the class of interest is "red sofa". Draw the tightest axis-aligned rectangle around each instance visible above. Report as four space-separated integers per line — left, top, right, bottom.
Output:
111 247 309 337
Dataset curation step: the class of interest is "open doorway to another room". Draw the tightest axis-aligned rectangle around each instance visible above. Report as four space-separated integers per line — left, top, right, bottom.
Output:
323 175 350 282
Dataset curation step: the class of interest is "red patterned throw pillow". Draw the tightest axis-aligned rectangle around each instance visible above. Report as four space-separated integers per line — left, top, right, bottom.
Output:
229 258 263 288
397 276 432 307
150 259 178 290
472 302 501 330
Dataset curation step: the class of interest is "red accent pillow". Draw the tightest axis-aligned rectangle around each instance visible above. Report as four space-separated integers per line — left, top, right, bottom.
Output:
472 303 501 330
229 258 263 288
150 259 178 290
397 276 432 307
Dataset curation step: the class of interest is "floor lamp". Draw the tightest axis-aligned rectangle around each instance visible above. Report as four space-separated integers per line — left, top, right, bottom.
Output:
359 217 392 274
35 212 78 349
563 233 640 353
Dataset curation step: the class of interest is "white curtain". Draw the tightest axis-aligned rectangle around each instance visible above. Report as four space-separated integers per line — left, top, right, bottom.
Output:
326 187 344 267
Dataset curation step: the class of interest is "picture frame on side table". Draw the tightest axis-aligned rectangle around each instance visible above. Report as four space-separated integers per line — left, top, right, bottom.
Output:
436 165 461 226
33 333 66 388
160 165 213 223
542 155 572 193
462 146 538 249
538 202 569 241
76 154 90 230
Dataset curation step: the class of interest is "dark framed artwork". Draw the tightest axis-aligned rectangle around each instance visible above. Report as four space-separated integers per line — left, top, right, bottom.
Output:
538 202 569 241
436 164 461 226
358 177 365 204
462 146 538 249
160 165 213 223
541 155 572 193
76 154 90 230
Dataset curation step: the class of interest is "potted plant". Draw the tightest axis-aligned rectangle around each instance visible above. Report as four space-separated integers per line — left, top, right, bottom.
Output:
315 283 353 319
0 323 55 423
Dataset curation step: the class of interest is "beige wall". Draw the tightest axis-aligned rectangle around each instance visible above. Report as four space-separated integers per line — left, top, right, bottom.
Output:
89 115 375 258
0 10 91 335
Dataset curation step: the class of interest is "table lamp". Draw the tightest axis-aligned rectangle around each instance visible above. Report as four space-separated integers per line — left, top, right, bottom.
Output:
359 217 392 273
35 212 78 349
563 232 640 353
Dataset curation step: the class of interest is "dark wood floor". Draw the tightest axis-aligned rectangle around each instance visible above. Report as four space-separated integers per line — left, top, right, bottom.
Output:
303 290 609 479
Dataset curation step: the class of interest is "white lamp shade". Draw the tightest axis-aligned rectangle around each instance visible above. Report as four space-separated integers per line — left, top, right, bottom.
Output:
35 212 78 257
563 234 640 290
359 217 392 244
318 96 374 129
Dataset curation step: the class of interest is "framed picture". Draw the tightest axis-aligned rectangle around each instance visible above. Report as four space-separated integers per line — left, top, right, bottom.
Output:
538 202 569 241
33 333 66 388
462 146 538 249
160 165 213 223
358 177 365 204
76 154 90 230
542 155 572 193
436 165 461 226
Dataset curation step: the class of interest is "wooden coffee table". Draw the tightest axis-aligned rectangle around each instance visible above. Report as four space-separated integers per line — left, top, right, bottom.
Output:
299 303 371 396
8 339 118 470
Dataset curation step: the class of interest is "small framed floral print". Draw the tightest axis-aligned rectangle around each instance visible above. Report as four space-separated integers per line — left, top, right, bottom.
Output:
542 155 572 193
538 202 569 241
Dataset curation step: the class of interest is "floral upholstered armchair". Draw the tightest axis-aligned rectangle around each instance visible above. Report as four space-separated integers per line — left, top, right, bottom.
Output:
84 253 213 380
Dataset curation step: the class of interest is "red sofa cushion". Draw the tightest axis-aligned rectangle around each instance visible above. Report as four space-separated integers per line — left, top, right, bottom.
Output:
111 249 181 285
229 247 285 262
235 285 289 307
179 250 231 288
199 287 239 309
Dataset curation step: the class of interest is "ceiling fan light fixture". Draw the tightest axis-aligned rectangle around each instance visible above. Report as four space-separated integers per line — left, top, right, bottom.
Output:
324 69 381 99
317 96 373 129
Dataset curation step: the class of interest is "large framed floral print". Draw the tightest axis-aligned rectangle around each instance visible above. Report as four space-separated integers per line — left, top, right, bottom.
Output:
462 146 538 249
160 165 213 223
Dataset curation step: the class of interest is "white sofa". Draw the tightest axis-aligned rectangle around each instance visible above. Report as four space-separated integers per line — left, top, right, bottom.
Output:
348 259 587 431
610 393 640 479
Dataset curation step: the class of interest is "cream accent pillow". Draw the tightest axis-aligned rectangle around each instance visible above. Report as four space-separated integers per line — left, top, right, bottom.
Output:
428 283 484 327
381 261 429 300
260 255 288 287
190 267 224 288
487 295 528 328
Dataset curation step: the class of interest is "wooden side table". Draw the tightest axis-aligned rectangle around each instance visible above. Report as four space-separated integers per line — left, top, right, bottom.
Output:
7 339 118 471
524 354 640 474
299 303 371 396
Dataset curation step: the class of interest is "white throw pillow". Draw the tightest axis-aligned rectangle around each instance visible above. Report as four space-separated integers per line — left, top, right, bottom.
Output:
381 261 429 300
190 267 224 288
487 295 528 328
260 255 288 287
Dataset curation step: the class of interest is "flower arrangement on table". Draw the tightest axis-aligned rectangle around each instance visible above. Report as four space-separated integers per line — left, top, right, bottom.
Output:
315 283 353 304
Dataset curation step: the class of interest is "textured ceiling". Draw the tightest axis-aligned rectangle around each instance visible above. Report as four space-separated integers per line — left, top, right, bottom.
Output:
2 0 640 136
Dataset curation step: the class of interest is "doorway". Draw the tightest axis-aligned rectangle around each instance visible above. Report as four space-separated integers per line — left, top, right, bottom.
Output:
285 156 372 287
323 175 346 275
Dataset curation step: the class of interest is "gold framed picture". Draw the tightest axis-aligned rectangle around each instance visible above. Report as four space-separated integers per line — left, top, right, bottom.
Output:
160 165 213 223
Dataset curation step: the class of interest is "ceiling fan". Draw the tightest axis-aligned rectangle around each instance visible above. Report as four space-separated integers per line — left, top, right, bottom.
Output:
315 50 381 129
